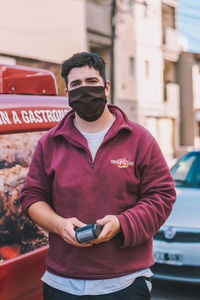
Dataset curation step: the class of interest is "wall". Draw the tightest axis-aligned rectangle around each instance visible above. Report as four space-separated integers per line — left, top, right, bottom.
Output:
0 0 87 63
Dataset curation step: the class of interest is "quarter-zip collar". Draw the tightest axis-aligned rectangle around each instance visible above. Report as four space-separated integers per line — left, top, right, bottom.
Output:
53 105 133 147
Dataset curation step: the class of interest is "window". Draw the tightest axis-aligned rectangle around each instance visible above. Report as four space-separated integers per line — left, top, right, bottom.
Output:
89 0 102 5
198 121 200 137
145 60 149 78
171 155 196 182
195 165 200 185
129 57 135 77
127 0 133 14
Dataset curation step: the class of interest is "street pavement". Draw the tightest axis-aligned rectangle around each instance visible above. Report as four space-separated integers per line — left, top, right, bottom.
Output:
151 279 200 300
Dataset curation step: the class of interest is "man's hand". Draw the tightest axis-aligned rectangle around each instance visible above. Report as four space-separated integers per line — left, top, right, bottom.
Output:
56 217 93 247
92 215 121 244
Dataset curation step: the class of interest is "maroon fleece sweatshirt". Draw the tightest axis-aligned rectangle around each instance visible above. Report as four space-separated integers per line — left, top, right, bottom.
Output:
20 105 176 279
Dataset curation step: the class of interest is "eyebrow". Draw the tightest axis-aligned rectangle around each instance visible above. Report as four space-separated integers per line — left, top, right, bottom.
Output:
70 79 81 86
70 76 100 86
85 77 99 81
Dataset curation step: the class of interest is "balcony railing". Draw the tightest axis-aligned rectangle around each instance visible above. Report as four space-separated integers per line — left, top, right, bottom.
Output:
163 27 180 62
163 83 180 117
162 0 177 7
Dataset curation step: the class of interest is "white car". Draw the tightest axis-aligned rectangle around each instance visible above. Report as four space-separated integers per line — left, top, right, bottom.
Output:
152 151 200 283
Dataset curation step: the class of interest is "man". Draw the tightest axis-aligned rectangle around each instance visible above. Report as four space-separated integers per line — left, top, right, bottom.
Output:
21 52 176 300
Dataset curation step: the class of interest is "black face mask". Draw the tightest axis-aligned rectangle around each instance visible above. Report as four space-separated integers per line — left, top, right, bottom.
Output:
68 86 107 122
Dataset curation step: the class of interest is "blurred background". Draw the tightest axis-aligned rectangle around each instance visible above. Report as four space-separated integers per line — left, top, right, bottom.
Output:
1 1 200 298
0 0 200 166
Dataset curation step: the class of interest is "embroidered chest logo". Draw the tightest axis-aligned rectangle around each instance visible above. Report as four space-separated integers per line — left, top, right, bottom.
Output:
111 158 134 168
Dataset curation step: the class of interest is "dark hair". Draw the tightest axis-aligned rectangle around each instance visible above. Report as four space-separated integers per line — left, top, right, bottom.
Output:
61 52 106 87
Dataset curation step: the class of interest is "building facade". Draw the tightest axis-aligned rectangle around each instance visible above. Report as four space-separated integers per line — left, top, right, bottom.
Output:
114 0 180 163
0 0 87 95
85 0 181 162
0 0 182 162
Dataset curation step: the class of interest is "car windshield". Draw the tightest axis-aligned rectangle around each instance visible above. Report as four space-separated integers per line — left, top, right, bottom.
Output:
171 153 200 187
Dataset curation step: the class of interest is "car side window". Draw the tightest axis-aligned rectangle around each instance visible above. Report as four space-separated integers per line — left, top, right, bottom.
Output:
193 161 200 186
171 155 196 181
0 131 48 262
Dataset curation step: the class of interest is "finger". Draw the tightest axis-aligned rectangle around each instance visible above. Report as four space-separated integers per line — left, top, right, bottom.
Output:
92 226 112 244
63 225 77 241
63 235 94 247
77 242 94 247
72 241 94 248
65 226 94 247
64 218 87 241
72 218 87 228
96 216 110 226
92 235 109 244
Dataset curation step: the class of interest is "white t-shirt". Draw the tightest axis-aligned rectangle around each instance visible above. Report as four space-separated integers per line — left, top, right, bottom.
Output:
79 121 113 161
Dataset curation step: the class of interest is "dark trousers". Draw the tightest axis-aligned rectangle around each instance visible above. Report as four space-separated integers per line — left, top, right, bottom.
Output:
43 276 152 300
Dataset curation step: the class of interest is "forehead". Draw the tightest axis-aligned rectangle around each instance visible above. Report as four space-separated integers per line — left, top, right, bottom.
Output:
68 65 101 82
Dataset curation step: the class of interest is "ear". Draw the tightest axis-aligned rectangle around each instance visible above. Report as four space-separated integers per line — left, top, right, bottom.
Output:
64 88 68 97
105 80 110 98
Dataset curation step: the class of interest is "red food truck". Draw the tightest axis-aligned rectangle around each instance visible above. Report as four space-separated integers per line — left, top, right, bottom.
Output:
0 65 69 300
